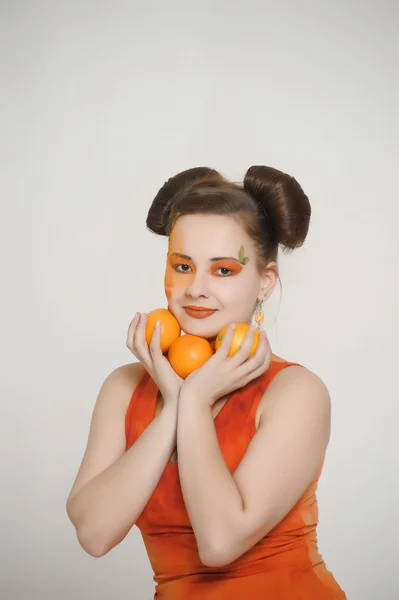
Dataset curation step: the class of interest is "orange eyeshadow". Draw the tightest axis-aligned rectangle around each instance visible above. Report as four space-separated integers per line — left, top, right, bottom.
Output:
210 260 243 275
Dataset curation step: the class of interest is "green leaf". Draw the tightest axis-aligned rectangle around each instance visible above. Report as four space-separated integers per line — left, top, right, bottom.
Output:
238 245 249 265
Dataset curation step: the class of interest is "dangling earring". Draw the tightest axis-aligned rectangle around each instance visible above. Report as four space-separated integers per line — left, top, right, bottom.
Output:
255 299 265 329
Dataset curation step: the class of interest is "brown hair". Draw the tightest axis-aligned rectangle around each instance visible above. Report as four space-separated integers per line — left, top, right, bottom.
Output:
146 166 311 273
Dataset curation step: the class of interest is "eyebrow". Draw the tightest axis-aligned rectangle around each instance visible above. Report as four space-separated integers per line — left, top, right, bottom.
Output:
170 252 241 263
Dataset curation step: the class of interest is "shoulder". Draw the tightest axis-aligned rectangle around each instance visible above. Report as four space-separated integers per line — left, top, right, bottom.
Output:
260 361 331 428
115 360 145 381
100 361 146 414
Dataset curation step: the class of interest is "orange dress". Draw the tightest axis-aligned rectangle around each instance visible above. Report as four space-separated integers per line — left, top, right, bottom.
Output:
125 359 346 599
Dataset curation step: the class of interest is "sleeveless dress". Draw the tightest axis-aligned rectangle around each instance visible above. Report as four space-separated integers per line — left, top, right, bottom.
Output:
125 359 346 599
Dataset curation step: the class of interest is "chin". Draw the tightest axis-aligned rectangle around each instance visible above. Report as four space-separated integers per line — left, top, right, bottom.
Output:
175 312 220 340
180 323 219 340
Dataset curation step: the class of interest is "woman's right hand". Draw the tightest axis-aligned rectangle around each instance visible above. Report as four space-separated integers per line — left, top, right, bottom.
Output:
126 312 183 407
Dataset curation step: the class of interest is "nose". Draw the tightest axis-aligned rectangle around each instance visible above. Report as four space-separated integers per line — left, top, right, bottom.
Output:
185 271 210 299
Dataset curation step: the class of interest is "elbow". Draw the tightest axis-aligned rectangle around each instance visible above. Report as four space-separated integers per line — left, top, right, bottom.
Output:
66 500 132 558
200 554 229 568
200 549 233 568
72 518 131 558
199 529 254 567
198 538 236 568
66 500 111 558
76 526 112 558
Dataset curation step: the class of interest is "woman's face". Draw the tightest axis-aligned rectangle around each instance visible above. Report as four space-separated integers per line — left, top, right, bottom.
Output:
164 214 276 339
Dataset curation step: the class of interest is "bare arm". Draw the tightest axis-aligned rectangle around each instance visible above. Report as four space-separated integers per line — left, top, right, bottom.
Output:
177 366 330 567
66 362 178 558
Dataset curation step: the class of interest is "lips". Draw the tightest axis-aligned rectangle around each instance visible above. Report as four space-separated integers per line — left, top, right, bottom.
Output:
183 306 217 319
184 306 217 311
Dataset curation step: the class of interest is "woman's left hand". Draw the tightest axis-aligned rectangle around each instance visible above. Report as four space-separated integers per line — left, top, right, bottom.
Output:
180 325 272 406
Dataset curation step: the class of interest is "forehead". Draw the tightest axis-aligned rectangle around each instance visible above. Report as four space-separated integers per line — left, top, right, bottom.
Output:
169 214 254 257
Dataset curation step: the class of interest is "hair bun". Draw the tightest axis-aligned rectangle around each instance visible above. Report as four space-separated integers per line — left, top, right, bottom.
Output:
243 165 311 250
146 167 221 235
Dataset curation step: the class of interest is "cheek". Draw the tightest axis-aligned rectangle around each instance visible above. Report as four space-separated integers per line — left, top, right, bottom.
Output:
164 265 193 299
219 276 258 312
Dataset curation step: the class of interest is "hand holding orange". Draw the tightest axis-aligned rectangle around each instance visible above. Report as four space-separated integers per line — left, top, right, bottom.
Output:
145 308 181 353
144 308 261 379
144 308 213 379
214 322 260 357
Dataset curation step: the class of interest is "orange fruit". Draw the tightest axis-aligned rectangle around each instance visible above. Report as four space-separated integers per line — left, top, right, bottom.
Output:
145 308 181 353
168 335 213 379
214 323 260 357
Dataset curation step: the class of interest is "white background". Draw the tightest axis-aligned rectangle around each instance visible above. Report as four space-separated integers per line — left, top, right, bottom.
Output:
1 1 398 599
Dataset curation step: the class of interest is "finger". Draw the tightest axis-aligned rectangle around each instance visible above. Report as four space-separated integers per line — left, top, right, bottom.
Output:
238 335 270 381
126 312 141 350
236 330 269 374
231 326 259 365
240 360 269 387
134 313 152 363
216 324 236 359
249 329 270 367
149 320 163 360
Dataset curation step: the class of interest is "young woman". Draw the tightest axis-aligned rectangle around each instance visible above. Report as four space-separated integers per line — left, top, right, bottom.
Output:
67 166 346 599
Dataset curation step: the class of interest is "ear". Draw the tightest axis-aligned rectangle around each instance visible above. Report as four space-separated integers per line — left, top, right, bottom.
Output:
258 261 278 301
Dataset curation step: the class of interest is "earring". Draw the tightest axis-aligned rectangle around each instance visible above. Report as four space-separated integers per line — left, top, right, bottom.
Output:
255 299 265 328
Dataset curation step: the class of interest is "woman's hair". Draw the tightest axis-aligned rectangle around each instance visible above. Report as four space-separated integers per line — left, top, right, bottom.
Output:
146 166 311 273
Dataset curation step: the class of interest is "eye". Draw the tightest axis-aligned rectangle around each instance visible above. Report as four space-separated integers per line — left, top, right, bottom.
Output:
215 267 234 276
173 263 192 273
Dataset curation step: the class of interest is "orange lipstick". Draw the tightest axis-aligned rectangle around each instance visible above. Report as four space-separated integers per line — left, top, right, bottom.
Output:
183 306 217 319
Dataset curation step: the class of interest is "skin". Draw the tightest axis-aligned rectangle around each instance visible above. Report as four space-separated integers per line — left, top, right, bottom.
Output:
160 214 331 568
65 211 332 568
159 212 280 457
164 213 278 340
